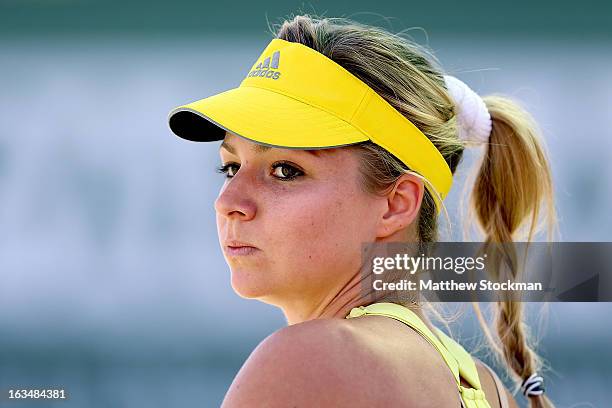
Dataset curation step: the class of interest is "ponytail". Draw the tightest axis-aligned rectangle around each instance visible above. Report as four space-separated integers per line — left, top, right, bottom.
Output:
471 95 557 408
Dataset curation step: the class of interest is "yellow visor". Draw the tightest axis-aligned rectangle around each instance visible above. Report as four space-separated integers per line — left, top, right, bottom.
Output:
168 38 452 211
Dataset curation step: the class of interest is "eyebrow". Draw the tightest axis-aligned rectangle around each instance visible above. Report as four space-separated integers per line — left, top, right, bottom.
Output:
220 139 326 157
220 139 271 155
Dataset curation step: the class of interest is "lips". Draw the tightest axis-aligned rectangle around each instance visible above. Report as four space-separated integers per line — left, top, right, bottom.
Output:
224 239 257 249
223 239 259 257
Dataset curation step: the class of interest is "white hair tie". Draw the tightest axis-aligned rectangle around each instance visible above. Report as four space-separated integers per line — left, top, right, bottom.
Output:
520 372 545 397
443 75 492 145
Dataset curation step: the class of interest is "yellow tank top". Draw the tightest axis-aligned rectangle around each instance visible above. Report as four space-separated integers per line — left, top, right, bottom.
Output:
346 302 492 408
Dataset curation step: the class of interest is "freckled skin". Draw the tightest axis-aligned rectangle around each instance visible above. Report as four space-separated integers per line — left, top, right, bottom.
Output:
215 133 385 317
214 128 425 326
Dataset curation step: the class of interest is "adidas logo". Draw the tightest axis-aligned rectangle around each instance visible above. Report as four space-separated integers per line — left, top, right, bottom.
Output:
246 50 282 80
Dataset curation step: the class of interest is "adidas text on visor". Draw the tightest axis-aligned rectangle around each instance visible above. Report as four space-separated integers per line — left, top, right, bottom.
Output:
168 38 452 211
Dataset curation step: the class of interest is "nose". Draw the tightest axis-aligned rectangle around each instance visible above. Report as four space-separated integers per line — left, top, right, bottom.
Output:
214 173 257 221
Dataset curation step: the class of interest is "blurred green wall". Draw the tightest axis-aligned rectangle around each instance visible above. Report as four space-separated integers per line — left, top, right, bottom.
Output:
1 0 611 39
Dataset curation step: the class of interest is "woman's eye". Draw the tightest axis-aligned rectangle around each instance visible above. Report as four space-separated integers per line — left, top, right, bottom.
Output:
271 162 303 180
216 163 239 178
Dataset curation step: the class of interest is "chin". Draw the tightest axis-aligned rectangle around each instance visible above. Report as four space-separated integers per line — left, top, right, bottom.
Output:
229 267 275 300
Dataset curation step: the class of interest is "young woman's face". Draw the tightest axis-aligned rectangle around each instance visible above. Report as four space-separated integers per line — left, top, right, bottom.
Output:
214 132 385 305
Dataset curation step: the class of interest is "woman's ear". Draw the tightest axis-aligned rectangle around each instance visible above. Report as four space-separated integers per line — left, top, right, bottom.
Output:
375 173 424 239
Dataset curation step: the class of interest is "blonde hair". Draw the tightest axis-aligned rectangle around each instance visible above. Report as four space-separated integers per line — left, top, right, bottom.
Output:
272 13 557 408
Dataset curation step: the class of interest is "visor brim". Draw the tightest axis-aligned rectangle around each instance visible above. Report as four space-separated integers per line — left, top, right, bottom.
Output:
168 86 369 149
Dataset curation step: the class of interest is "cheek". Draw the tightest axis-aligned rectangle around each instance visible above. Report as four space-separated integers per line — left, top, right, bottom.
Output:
269 184 375 272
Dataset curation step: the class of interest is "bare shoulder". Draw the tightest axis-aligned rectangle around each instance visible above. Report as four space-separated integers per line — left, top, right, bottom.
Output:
220 318 362 407
473 358 520 408
221 316 459 408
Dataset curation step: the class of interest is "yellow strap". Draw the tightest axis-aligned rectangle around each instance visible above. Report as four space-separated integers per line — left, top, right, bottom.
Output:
459 386 492 408
435 328 483 390
346 302 493 407
346 302 461 384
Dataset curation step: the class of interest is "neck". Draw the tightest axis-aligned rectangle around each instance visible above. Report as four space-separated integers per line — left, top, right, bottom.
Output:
272 236 420 325
279 269 374 325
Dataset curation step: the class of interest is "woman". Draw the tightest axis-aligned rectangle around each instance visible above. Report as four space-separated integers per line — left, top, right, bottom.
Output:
168 14 555 408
